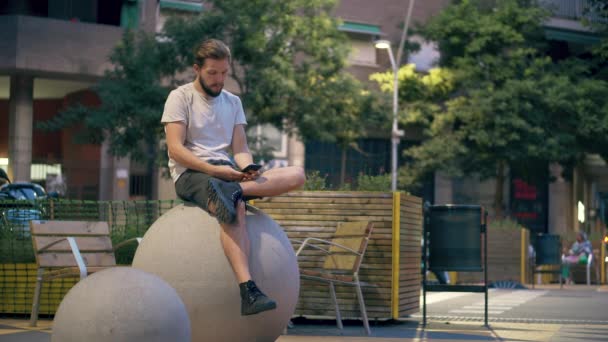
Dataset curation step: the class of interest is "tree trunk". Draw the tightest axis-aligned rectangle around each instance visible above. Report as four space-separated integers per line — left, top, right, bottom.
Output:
494 160 505 219
340 147 347 187
146 140 158 200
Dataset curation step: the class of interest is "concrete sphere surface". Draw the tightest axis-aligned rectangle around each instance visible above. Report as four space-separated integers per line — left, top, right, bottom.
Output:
51 267 190 342
132 203 299 342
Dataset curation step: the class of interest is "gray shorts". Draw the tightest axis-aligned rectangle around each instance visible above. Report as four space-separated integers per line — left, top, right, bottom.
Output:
174 160 259 212
174 160 236 211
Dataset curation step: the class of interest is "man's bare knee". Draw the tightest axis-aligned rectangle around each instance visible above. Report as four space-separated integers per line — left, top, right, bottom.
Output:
289 166 306 189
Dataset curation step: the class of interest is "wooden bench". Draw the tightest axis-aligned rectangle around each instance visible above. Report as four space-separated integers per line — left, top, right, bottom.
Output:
29 220 141 326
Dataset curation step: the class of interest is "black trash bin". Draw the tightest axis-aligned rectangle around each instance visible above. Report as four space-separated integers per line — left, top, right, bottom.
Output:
532 234 562 288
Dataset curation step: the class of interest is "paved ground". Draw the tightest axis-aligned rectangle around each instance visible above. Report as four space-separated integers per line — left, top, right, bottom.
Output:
3 318 606 342
1 284 607 341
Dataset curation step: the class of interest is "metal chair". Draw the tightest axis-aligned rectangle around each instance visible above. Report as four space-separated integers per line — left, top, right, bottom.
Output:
293 221 374 336
562 251 599 286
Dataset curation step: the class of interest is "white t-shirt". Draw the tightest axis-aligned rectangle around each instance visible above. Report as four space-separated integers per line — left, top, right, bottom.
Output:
161 82 247 182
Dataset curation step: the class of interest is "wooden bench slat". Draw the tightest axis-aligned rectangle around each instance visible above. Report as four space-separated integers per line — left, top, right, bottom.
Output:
33 236 113 253
37 252 116 268
43 266 111 279
30 221 110 236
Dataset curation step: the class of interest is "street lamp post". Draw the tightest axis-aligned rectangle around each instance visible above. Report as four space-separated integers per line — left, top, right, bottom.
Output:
375 0 415 192
374 40 403 192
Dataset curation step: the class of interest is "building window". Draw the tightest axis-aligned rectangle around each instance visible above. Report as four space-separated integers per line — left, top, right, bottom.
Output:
348 38 377 66
338 21 384 66
129 174 150 199
250 124 288 160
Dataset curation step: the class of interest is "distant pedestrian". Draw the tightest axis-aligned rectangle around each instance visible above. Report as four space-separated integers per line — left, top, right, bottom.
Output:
561 231 592 284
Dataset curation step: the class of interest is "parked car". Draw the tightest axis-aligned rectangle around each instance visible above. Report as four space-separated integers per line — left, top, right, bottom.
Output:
0 182 47 201
0 182 47 238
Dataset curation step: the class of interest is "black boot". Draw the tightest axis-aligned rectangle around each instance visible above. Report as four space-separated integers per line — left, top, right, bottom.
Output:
207 179 243 224
239 280 277 316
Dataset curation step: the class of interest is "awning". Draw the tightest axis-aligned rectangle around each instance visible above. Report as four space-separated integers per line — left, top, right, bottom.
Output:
339 21 383 36
544 27 602 45
160 0 203 12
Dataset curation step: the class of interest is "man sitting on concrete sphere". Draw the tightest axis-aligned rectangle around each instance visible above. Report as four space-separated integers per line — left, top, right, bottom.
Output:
161 38 305 316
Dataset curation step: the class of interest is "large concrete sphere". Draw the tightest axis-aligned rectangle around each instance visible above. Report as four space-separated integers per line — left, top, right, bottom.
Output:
52 267 190 342
132 204 299 342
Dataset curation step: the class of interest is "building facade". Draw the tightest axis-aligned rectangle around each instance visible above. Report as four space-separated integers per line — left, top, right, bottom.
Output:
0 0 160 200
2 0 607 239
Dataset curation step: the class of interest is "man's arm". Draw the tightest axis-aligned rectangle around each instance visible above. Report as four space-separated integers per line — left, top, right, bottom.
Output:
231 124 254 169
165 122 244 181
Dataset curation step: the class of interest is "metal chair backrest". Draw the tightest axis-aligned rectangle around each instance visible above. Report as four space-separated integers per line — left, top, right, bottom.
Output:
323 221 373 272
426 205 484 272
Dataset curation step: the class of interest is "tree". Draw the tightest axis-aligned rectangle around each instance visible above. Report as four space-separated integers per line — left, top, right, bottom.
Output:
402 0 608 216
42 0 384 185
161 0 373 137
584 0 608 77
369 64 455 193
39 31 176 196
162 0 388 185
39 31 171 165
305 72 388 185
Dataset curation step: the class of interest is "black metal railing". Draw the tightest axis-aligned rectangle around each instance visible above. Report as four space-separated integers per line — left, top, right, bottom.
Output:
541 0 607 24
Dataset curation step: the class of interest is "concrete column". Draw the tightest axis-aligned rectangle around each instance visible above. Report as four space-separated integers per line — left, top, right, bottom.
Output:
573 167 580 232
548 163 570 235
434 172 453 205
112 157 130 201
287 134 305 168
156 170 177 200
98 139 113 200
8 74 34 182
97 138 131 201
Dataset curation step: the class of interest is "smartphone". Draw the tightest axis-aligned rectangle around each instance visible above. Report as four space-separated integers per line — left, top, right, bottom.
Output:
241 163 262 173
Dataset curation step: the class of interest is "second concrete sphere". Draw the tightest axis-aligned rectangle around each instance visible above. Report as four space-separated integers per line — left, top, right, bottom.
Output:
51 267 190 342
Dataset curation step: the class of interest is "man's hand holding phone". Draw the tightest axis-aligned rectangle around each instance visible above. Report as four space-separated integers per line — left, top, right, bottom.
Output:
241 163 262 181
242 164 262 173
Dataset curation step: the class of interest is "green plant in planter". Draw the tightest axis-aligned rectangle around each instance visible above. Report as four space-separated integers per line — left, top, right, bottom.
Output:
356 173 391 192
487 218 523 231
0 221 35 263
336 182 352 191
303 170 328 191
112 225 145 265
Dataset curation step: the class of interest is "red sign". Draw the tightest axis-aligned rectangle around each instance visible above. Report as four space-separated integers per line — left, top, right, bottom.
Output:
513 179 537 200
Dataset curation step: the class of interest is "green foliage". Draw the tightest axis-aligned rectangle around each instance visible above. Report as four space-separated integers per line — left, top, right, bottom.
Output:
40 0 383 172
112 225 142 265
0 230 35 263
355 173 391 192
246 132 277 164
369 63 454 194
38 31 170 164
582 1 608 75
424 0 549 84
335 182 353 191
392 0 608 215
488 218 523 231
303 170 328 190
162 0 383 146
303 170 397 192
369 64 454 128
